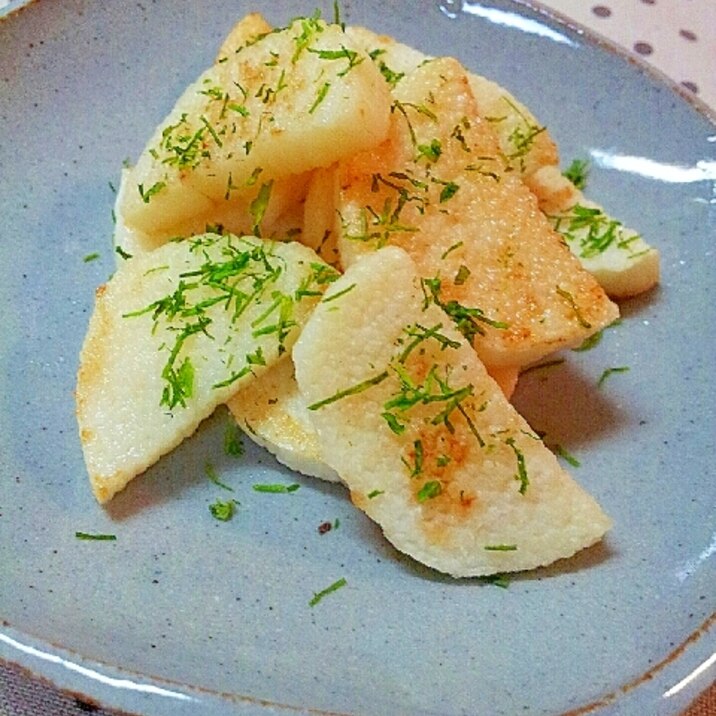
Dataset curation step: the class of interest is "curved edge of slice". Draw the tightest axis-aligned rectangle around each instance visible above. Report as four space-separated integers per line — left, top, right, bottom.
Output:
227 357 342 483
215 12 273 62
293 246 611 577
227 354 518 485
529 165 660 298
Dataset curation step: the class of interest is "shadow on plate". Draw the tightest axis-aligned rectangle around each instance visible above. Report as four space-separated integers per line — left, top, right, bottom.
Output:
103 407 252 521
513 357 631 450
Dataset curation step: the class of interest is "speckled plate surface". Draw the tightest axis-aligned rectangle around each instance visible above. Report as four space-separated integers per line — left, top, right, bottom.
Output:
0 1 714 714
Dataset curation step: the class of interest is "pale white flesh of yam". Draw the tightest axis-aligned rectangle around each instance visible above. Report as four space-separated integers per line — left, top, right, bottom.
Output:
344 25 427 75
113 167 152 256
227 357 341 483
113 165 313 258
345 24 559 178
77 234 329 503
302 165 342 268
336 57 619 367
344 24 656 299
120 17 392 237
226 354 518 485
466 73 559 178
293 247 611 577
215 12 273 61
528 165 660 298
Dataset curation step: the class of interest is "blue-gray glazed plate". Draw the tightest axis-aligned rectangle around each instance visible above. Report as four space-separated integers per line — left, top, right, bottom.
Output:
0 1 714 714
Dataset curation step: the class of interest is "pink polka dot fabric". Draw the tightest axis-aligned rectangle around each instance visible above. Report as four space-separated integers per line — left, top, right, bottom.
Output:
536 0 716 109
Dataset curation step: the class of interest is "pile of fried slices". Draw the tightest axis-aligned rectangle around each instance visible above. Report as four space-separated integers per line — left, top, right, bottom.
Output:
76 12 659 578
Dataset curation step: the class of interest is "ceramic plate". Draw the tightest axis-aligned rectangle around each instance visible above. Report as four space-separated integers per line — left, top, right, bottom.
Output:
0 1 714 714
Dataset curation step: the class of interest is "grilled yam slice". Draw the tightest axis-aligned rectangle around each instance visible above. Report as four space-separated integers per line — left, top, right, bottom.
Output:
77 233 329 503
529 165 660 298
119 16 392 239
293 247 611 577
336 56 618 367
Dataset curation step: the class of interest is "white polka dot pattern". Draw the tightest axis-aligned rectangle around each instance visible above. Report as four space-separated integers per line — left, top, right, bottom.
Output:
536 0 716 109
1 0 713 108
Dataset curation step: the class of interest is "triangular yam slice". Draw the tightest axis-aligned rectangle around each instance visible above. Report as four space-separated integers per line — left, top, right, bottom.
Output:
120 16 392 238
76 233 332 503
336 56 618 367
293 247 611 577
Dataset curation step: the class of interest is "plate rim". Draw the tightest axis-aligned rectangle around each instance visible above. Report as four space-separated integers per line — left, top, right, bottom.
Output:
2 609 716 715
0 0 714 714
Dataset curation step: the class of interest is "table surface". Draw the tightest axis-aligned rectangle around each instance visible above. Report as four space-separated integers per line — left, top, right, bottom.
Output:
540 0 715 111
0 0 714 714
